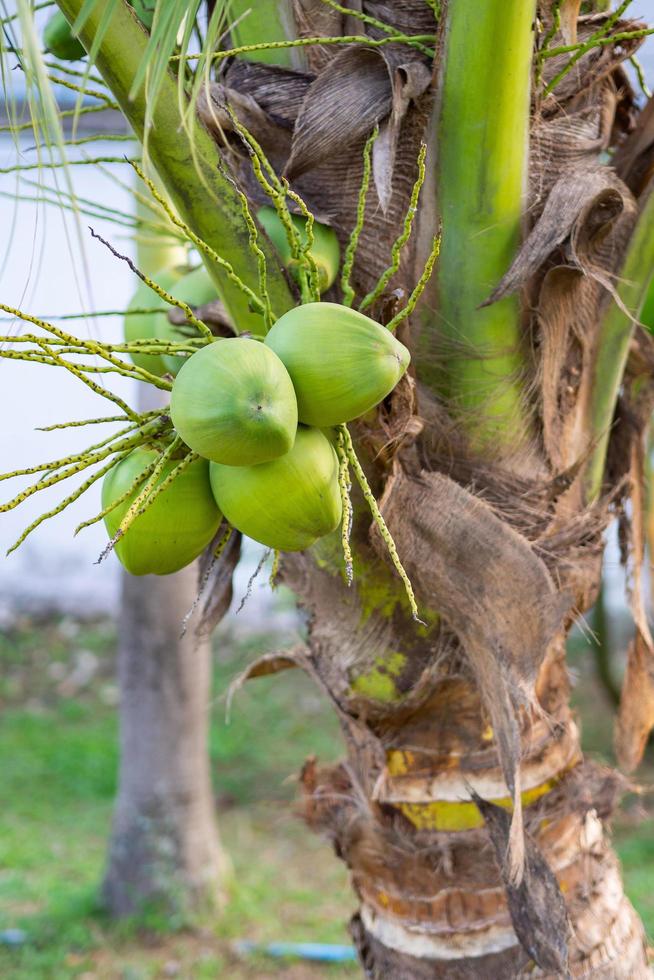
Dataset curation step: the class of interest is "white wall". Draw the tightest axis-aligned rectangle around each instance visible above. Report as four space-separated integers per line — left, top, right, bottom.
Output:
0 141 138 616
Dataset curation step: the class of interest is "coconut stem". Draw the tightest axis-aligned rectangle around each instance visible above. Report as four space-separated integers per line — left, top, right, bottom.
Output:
180 526 236 637
112 438 185 545
284 185 322 303
75 457 158 536
88 226 214 343
0 301 173 391
37 414 145 432
0 156 133 175
336 428 354 586
0 103 112 133
316 0 435 58
341 126 378 309
179 34 438 65
387 233 441 335
7 451 134 556
340 426 423 622
225 113 327 306
0 420 145 484
541 0 633 97
359 143 427 314
225 169 277 331
269 549 281 589
0 424 161 516
225 114 313 305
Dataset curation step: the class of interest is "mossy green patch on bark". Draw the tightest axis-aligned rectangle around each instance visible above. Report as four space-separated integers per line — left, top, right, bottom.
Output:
350 651 408 702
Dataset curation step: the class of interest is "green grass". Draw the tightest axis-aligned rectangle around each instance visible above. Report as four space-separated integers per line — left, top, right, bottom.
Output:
0 617 357 978
0 615 653 977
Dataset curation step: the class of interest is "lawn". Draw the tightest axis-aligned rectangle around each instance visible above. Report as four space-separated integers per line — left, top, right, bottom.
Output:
0 613 652 978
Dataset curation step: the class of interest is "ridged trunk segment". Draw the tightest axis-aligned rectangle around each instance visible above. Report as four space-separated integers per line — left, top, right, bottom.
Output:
285 551 650 977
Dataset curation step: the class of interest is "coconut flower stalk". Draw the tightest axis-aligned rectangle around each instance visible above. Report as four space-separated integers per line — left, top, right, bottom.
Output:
3 0 654 976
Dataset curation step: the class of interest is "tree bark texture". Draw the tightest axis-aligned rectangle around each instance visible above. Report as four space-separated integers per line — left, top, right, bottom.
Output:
284 559 650 977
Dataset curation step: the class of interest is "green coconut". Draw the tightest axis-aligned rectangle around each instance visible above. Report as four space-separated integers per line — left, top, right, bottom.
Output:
264 302 411 426
130 0 155 30
102 447 222 576
154 265 219 375
170 337 298 466
210 426 341 551
124 266 185 376
43 11 85 60
257 207 340 293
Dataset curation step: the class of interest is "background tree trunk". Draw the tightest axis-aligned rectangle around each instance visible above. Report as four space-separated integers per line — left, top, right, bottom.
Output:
101 565 229 919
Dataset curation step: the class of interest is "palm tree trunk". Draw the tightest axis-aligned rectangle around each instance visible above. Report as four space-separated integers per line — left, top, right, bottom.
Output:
279 351 654 967
284 553 649 977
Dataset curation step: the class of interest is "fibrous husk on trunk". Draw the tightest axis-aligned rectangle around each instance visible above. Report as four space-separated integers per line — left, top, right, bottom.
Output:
197 2 435 302
373 467 571 886
608 331 654 772
614 95 654 196
538 13 645 113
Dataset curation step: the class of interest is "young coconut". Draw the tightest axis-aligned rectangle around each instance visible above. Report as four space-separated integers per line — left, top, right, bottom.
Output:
130 0 155 29
209 426 341 551
124 266 186 376
154 265 219 375
257 207 340 293
102 448 222 576
170 338 298 466
43 11 85 60
264 303 410 426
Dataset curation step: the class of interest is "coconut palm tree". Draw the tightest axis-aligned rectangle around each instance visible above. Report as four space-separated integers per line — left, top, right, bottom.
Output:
3 0 654 975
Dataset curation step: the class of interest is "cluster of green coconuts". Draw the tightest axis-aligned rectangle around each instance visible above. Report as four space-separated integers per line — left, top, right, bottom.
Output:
42 10 411 577
105 208 410 575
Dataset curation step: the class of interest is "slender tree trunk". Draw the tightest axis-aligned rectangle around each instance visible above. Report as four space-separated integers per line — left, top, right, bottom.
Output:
102 566 229 919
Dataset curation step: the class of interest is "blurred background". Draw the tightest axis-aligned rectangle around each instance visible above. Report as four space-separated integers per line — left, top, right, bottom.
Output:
1 10 654 980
